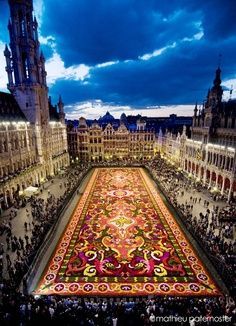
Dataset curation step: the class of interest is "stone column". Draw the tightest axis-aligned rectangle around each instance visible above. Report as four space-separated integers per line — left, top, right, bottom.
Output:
203 169 207 185
216 154 219 167
190 161 193 174
198 165 201 179
224 156 228 170
209 171 213 187
221 177 225 195
228 180 233 202
214 153 217 165
215 174 218 188
221 156 224 169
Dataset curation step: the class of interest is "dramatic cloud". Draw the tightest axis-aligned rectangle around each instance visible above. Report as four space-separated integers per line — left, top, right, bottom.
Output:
0 0 235 118
65 100 193 120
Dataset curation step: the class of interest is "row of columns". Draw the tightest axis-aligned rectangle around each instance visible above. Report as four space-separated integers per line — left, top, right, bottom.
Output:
207 151 234 171
184 159 234 202
0 154 69 210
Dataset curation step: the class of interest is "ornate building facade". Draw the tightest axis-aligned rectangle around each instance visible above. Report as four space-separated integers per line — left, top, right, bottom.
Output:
161 68 236 201
0 0 69 209
67 114 156 162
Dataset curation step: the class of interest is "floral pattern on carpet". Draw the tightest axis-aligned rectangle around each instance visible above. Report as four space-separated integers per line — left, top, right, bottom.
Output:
35 168 221 296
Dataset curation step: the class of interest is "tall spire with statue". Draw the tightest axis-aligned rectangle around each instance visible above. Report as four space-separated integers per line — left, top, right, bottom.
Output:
5 0 49 126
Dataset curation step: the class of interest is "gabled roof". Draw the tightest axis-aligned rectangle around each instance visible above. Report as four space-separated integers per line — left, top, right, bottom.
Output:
0 91 27 121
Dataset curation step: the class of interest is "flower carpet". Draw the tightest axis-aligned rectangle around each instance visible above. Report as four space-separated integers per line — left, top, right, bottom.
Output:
34 168 221 296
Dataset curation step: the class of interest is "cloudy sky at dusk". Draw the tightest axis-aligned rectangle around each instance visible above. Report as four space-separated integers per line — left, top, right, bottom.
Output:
0 0 236 119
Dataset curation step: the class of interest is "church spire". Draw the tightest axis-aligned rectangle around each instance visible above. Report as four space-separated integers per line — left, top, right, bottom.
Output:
194 102 198 116
4 44 13 86
205 66 223 112
58 95 65 123
7 0 43 88
211 66 223 103
213 66 221 88
193 102 198 127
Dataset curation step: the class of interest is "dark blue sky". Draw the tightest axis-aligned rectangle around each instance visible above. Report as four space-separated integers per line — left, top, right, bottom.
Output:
0 0 236 118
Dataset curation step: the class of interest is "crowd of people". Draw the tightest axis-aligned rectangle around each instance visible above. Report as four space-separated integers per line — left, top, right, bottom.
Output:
219 205 236 222
0 165 90 287
0 158 235 325
146 156 236 295
0 293 235 325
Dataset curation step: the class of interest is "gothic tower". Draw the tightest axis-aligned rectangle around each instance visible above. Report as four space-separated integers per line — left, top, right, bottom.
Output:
193 102 198 127
204 67 223 135
5 0 50 164
58 95 65 124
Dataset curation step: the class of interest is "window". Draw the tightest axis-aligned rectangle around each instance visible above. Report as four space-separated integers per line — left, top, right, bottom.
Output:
22 53 29 79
